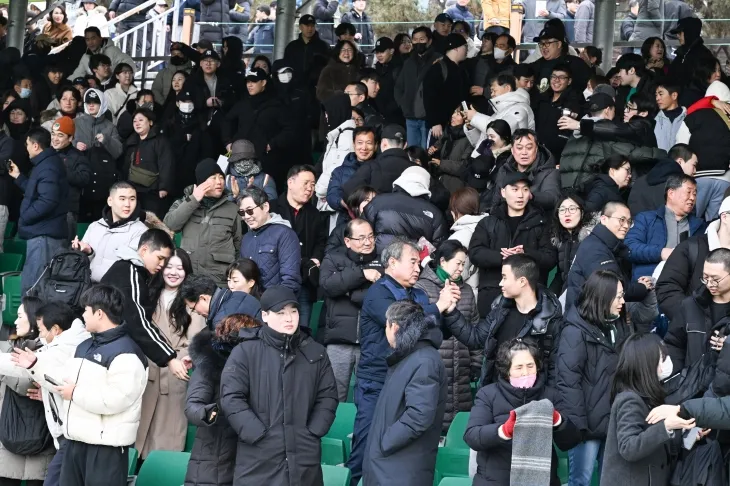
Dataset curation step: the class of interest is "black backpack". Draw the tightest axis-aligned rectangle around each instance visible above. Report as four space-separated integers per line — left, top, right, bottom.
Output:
84 145 118 202
413 59 448 120
28 249 92 312
0 387 53 455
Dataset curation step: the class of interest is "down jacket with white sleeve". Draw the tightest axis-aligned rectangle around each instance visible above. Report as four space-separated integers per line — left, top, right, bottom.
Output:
465 89 535 158
316 119 355 211
60 324 148 447
69 39 137 81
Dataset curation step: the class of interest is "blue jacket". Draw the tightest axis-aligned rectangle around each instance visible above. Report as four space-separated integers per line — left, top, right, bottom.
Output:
357 274 440 384
625 206 706 280
240 214 302 293
248 21 275 54
16 148 69 240
445 4 475 22
326 152 359 212
207 287 261 329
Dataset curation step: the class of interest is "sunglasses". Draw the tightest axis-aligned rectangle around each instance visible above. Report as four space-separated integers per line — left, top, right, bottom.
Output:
238 203 262 216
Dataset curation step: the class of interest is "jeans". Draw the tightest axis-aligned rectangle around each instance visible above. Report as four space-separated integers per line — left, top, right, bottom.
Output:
43 438 67 486
346 378 384 486
21 236 66 295
696 177 730 221
405 119 428 149
298 285 312 328
568 439 605 486
326 344 361 401
0 205 8 252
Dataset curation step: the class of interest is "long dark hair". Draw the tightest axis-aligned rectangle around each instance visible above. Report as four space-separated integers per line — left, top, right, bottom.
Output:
577 270 623 327
11 296 43 345
611 333 666 408
552 191 587 239
149 248 195 337
226 258 264 299
640 37 669 66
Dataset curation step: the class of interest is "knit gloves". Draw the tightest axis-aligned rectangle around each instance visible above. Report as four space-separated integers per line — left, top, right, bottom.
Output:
499 409 562 440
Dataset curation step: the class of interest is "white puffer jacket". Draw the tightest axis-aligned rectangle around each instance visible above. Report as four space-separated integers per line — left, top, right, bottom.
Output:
83 212 149 282
73 6 110 38
465 88 535 158
316 119 355 211
68 39 136 81
104 83 139 124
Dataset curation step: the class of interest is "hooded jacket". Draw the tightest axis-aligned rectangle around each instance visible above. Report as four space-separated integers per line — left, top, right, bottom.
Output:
362 323 446 486
123 127 175 194
240 213 302 293
449 214 488 297
342 147 416 197
206 288 262 330
73 5 110 38
364 168 448 254
582 173 625 214
100 246 177 367
69 39 136 81
246 20 275 55
55 144 92 214
165 186 242 286
627 158 686 215
465 89 535 157
73 90 125 161
184 329 237 486
340 9 375 52
220 325 338 486
654 107 687 151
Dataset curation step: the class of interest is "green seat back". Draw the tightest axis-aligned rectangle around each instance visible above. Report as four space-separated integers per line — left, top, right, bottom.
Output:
0 253 24 273
321 464 351 486
326 402 356 459
76 223 91 240
438 478 472 486
3 239 26 257
444 411 470 449
127 447 139 476
3 222 15 239
174 233 182 248
346 372 356 403
321 437 346 465
185 424 196 452
2 275 22 327
434 447 470 484
309 300 323 337
135 451 191 486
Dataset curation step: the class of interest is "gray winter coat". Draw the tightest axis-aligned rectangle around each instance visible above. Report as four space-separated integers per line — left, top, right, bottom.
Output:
73 112 125 160
164 187 242 287
152 62 193 105
200 0 234 44
629 0 664 42
600 391 678 486
415 265 479 433
574 0 595 43
433 129 474 194
0 341 55 481
521 0 567 44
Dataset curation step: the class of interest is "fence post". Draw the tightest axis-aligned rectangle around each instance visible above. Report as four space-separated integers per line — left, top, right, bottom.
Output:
7 0 28 54
273 0 296 60
181 8 196 45
593 0 616 73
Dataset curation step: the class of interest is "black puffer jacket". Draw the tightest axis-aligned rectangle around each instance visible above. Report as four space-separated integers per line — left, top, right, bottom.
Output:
313 0 339 46
220 325 338 486
683 106 730 178
464 373 579 486
319 248 383 345
656 233 708 323
393 47 442 119
469 203 557 315
486 145 560 213
122 128 174 194
582 174 625 213
184 329 238 486
554 306 633 440
364 188 448 255
627 158 685 215
55 145 92 214
200 0 234 44
342 148 415 197
534 87 585 160
444 287 563 387
550 217 595 295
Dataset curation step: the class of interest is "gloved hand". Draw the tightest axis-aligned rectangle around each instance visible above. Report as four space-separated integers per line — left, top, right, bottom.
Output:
500 410 517 439
553 410 562 427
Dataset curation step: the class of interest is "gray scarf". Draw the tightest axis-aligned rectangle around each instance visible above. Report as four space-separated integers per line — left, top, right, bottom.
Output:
232 158 262 178
510 399 554 486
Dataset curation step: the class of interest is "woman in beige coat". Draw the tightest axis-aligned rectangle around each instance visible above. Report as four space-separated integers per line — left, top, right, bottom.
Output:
136 249 206 459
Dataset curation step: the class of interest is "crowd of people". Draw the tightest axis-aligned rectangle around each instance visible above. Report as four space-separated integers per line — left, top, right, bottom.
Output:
3 2 730 486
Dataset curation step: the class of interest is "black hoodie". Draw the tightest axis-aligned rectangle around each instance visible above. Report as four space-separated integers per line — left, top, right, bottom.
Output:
628 158 685 215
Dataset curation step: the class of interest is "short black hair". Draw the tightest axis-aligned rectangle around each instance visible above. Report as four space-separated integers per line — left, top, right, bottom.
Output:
27 128 51 150
347 81 368 97
84 26 101 37
109 181 136 193
138 229 174 252
664 174 696 202
80 285 125 325
668 143 694 162
496 33 516 50
707 248 730 273
179 274 217 302
358 68 380 84
89 54 112 71
551 62 573 78
344 218 372 238
336 22 356 37
512 128 538 145
137 89 155 101
256 4 271 15
240 186 268 206
655 79 681 95
286 164 316 180
513 64 534 79
36 302 76 332
133 107 156 123
412 26 432 40
503 254 539 290
452 20 471 37
583 46 603 64
629 91 658 117
353 126 377 142
616 53 646 77
491 73 516 91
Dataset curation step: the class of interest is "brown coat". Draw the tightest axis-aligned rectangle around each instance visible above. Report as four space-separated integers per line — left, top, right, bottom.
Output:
316 59 360 103
42 22 73 45
482 0 511 28
135 292 206 459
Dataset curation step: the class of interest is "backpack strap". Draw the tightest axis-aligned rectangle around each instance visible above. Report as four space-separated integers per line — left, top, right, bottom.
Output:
714 108 730 131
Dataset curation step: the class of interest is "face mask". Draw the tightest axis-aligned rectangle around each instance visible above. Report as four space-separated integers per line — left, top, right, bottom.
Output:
583 88 593 99
139 102 153 110
179 102 194 113
413 43 428 55
509 374 537 389
658 356 673 380
19 88 31 99
277 71 293 84
170 56 187 66
494 47 508 60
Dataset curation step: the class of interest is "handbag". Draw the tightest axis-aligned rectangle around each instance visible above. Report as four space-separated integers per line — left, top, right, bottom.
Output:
663 352 718 405
0 386 53 455
128 164 159 187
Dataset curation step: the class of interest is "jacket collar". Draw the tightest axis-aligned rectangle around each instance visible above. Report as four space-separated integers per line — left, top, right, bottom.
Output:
591 223 625 255
493 285 560 334
31 148 57 166
90 323 128 345
495 373 547 404
101 204 144 228
346 247 378 265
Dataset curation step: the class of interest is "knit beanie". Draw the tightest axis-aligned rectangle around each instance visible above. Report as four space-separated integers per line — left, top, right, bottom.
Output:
393 166 431 198
52 116 75 136
195 158 225 184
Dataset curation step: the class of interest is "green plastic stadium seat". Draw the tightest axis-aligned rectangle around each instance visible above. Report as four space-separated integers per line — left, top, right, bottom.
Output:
174 233 182 248
135 451 190 486
346 372 356 403
321 437 346 465
185 424 196 452
127 447 139 476
3 222 15 239
2 274 22 327
3 239 26 257
444 412 470 449
309 300 323 337
434 447 470 484
439 478 472 486
326 402 357 459
322 464 351 486
0 253 24 273
76 223 90 239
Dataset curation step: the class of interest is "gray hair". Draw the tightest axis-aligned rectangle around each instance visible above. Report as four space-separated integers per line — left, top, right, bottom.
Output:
239 186 268 207
385 300 437 354
381 238 419 269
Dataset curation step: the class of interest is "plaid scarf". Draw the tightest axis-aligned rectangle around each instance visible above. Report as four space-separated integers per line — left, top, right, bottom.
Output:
510 398 554 486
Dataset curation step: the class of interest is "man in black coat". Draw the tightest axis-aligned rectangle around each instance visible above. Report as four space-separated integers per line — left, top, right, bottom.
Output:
565 201 652 308
469 173 557 316
669 17 716 95
320 218 383 401
373 37 404 125
220 286 338 486
269 165 328 328
627 145 698 215
614 53 655 117
528 25 592 100
423 33 469 143
312 1 338 46
362 300 446 486
340 0 375 53
284 15 331 95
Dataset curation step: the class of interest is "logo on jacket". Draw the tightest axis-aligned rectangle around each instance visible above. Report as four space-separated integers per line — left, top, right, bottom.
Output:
93 353 102 362
423 210 433 218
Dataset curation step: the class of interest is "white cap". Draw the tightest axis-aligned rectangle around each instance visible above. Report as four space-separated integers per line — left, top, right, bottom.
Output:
719 196 730 216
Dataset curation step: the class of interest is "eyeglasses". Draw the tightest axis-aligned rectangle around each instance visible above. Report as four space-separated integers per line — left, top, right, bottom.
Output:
344 91 359 96
341 48 355 54
538 40 559 48
550 74 569 81
187 296 200 313
558 206 581 215
347 233 375 244
608 216 634 228
238 203 262 216
624 104 638 112
701 274 730 287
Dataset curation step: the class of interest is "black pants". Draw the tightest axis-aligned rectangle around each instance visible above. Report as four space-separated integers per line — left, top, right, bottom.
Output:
0 480 43 486
43 437 67 486
60 440 128 486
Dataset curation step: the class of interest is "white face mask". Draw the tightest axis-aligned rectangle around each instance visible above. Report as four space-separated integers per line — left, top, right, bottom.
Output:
278 71 293 84
494 47 508 61
179 102 194 114
583 88 593 99
658 356 673 380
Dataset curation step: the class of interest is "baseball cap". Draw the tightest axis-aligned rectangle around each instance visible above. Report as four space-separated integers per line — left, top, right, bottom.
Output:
533 25 564 42
84 89 101 104
192 39 214 51
467 156 492 191
501 171 530 189
299 14 315 25
381 124 405 143
200 49 220 62
245 68 268 82
445 33 467 51
720 196 730 216
52 116 75 137
177 91 194 102
593 84 616 99
374 37 394 53
434 13 453 23
669 16 702 35
229 139 257 163
587 92 615 112
72 77 89 88
260 286 300 312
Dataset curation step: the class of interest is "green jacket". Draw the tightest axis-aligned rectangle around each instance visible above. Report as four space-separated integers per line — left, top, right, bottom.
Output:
164 186 242 286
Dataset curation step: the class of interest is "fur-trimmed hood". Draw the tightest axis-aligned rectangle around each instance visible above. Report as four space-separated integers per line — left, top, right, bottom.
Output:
189 328 232 375
386 316 442 366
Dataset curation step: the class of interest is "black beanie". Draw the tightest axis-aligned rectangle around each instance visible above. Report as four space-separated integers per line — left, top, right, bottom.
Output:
195 158 224 185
